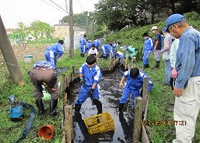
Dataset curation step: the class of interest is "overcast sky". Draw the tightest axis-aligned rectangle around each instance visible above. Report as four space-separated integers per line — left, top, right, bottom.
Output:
0 0 99 28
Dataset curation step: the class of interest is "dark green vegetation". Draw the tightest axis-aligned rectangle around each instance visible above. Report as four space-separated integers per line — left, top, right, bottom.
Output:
94 0 200 31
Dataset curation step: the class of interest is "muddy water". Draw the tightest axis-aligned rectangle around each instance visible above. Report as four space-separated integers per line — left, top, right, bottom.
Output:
66 66 134 143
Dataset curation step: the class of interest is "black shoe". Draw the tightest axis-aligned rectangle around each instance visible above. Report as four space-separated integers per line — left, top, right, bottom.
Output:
50 99 59 116
75 104 81 113
144 64 150 69
36 99 46 115
119 103 124 112
93 99 102 114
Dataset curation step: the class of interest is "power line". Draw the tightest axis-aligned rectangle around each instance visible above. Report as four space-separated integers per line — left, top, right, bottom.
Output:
75 0 86 11
65 0 68 11
48 0 69 14
41 0 66 14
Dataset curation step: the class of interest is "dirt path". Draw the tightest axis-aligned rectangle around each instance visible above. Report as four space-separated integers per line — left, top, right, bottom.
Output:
13 45 47 61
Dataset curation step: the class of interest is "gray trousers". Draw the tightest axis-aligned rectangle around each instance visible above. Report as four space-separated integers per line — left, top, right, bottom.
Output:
154 50 161 61
29 68 58 100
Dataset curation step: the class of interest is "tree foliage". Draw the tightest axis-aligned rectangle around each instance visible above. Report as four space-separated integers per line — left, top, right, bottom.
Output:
61 12 91 29
93 0 200 31
29 20 54 42
8 21 54 44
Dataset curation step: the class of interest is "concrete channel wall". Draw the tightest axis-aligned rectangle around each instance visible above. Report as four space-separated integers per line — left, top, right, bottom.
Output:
60 57 150 143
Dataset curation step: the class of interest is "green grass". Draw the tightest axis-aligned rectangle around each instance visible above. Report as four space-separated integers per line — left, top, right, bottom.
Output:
57 50 111 76
0 59 63 143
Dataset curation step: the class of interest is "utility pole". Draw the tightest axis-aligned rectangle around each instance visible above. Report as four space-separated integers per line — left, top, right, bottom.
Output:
86 11 89 37
69 0 74 58
92 19 95 35
0 16 24 85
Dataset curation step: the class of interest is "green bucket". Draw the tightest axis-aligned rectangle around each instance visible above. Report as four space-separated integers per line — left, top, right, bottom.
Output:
24 55 33 63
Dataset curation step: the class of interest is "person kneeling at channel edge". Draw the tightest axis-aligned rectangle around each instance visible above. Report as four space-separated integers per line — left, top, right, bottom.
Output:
75 55 103 114
118 67 153 112
28 60 59 116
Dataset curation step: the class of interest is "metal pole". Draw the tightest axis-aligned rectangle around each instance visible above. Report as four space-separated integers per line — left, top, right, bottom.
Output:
86 11 89 37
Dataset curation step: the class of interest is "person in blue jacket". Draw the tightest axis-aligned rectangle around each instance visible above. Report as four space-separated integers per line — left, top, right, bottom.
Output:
45 40 64 69
85 39 92 53
75 55 102 114
142 33 153 68
118 68 153 112
112 42 118 51
93 38 101 51
101 44 113 58
114 50 124 64
79 35 87 57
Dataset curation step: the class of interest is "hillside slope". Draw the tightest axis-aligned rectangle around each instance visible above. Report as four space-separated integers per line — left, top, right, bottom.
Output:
105 11 200 142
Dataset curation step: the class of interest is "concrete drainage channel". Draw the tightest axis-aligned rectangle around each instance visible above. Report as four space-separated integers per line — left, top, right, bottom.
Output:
60 58 150 143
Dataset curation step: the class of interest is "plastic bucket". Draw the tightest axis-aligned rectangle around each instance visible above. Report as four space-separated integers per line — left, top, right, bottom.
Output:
24 55 33 63
38 124 54 140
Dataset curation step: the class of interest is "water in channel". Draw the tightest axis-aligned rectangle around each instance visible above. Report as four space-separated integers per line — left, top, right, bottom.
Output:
66 66 134 143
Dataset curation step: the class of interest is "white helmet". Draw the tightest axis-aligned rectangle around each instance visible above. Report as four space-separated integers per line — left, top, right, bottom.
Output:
151 26 158 31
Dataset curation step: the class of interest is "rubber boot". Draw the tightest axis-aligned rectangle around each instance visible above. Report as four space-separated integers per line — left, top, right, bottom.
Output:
75 104 81 113
144 64 150 69
119 103 124 112
157 61 160 68
36 99 46 115
50 99 59 116
93 99 102 114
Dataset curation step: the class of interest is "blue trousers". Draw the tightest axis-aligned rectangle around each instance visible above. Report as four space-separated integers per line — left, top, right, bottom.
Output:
45 50 57 69
75 85 100 105
101 46 107 58
165 60 172 84
80 45 85 54
120 85 140 107
143 51 150 65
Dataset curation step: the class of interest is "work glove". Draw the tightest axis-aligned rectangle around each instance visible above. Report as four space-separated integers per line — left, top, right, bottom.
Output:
79 77 85 85
90 89 94 97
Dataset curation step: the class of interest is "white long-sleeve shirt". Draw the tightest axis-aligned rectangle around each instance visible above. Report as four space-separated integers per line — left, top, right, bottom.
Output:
88 48 98 55
170 39 179 67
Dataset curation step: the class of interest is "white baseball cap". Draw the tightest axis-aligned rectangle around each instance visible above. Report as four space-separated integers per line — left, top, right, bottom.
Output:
151 26 158 30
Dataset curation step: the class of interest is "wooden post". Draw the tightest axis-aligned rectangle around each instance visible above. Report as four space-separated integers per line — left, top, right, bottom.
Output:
125 56 128 70
133 59 137 68
142 126 150 143
64 92 68 105
65 105 73 142
109 54 113 71
96 58 99 66
113 57 115 67
142 78 149 113
133 97 143 142
62 93 67 143
0 16 24 85
61 75 66 94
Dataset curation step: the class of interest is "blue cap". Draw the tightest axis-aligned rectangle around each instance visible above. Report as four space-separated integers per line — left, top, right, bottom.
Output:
162 27 168 32
166 14 186 30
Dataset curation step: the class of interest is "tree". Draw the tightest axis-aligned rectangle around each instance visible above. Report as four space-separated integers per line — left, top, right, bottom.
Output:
17 22 27 41
94 0 142 31
29 20 53 42
61 12 88 29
